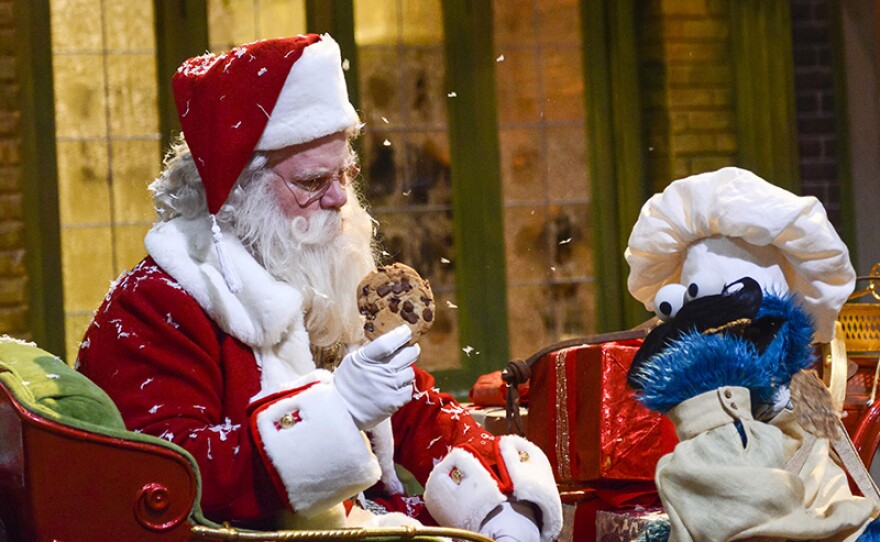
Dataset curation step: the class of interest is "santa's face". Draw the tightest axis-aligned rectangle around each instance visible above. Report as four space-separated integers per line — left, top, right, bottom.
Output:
266 131 352 220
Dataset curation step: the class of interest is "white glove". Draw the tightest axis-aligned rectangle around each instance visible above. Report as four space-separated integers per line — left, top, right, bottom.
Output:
333 324 419 431
480 500 542 542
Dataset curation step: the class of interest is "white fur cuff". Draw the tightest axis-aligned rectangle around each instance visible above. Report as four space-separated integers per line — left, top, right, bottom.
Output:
251 382 380 517
497 435 563 542
423 448 506 533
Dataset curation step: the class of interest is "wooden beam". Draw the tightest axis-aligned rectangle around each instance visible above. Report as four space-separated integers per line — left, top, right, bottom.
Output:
581 0 649 331
441 0 509 382
305 0 359 112
14 0 65 354
154 0 209 152
730 0 800 192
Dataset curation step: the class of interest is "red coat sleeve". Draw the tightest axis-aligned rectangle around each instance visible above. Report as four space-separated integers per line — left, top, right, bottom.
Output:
390 366 498 485
77 259 285 522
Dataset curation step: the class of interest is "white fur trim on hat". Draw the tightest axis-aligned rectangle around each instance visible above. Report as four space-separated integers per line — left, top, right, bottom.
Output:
625 167 856 343
252 378 381 516
255 34 360 151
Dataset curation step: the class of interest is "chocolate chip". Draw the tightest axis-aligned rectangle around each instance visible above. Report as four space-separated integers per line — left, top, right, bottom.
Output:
401 278 412 291
423 309 433 322
369 303 379 315
391 282 403 294
376 284 392 297
364 322 374 333
402 311 419 324
403 300 414 312
362 285 370 296
389 297 400 313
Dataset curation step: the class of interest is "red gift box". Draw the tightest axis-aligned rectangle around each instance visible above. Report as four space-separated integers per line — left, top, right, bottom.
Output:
527 340 678 485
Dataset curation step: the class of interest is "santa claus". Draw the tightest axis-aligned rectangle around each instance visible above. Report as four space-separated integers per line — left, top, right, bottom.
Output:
76 34 561 541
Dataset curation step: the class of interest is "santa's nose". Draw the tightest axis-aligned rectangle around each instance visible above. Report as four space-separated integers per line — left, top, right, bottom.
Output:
320 179 347 209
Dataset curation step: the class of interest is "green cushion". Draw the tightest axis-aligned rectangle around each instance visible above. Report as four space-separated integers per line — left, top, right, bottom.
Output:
0 336 219 528
0 336 125 430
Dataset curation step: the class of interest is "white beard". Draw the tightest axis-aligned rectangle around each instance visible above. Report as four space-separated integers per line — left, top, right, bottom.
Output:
232 174 377 352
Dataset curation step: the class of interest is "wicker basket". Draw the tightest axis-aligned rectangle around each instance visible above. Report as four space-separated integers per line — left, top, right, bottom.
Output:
839 264 880 354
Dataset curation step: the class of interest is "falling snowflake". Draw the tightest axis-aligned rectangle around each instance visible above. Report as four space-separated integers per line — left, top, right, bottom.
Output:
559 237 572 245
342 58 350 71
149 405 163 414
383 139 392 146
232 121 242 129
447 91 457 98
427 435 442 449
381 116 390 124
462 346 478 357
46 373 60 380
140 378 154 390
165 314 180 329
208 418 241 442
257 67 267 76
496 54 505 62
446 301 458 309
440 257 451 264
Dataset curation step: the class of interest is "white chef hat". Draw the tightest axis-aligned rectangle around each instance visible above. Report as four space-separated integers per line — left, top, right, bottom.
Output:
625 167 855 343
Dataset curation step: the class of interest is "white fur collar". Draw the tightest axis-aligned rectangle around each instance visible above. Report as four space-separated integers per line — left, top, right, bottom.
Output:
145 216 305 348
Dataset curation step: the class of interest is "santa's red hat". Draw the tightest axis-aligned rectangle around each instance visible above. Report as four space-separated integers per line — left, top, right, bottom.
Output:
172 33 360 215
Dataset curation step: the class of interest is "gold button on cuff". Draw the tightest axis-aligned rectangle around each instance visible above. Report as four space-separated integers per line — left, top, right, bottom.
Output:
449 467 463 485
279 413 297 429
518 450 530 462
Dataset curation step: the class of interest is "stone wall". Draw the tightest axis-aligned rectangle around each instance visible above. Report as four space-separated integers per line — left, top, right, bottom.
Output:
791 0 842 227
639 0 738 194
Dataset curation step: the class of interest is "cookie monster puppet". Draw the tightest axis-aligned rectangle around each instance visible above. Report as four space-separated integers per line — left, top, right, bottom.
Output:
625 167 880 541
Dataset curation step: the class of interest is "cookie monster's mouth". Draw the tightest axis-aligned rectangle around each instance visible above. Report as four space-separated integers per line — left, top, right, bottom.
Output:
628 277 771 390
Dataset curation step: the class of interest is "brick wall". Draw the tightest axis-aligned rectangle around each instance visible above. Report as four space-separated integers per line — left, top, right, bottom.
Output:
0 0 29 338
791 0 842 227
639 0 738 193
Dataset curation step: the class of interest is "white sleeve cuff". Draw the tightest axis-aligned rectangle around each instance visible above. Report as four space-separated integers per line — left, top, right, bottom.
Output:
497 435 563 542
250 380 380 517
423 447 507 533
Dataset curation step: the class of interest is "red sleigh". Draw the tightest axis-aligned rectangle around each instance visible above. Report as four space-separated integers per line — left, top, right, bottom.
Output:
0 339 489 542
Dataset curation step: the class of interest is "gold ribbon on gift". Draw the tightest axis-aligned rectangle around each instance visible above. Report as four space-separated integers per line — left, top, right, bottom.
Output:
555 349 573 482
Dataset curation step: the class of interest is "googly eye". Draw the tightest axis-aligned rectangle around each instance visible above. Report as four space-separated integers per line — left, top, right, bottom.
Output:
685 272 726 302
653 283 687 322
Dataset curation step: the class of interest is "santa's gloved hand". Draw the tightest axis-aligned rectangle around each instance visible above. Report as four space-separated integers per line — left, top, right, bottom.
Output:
333 324 418 431
479 500 541 542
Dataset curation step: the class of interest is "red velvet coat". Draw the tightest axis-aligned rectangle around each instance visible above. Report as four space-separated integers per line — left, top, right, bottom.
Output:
76 216 562 539
77 256 497 523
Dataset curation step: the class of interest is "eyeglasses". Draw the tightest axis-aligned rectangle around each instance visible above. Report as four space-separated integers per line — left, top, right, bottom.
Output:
281 162 361 208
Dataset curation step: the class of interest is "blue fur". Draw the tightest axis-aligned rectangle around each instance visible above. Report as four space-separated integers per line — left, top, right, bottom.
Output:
755 293 816 387
632 330 776 413
857 518 880 541
632 293 816 413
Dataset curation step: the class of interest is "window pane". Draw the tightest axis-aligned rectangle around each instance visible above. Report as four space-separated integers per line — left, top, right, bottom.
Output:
355 0 458 372
494 0 595 360
51 0 161 363
208 0 306 51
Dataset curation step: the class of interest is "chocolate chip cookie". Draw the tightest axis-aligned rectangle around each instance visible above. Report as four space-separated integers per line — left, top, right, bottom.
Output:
357 263 435 345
